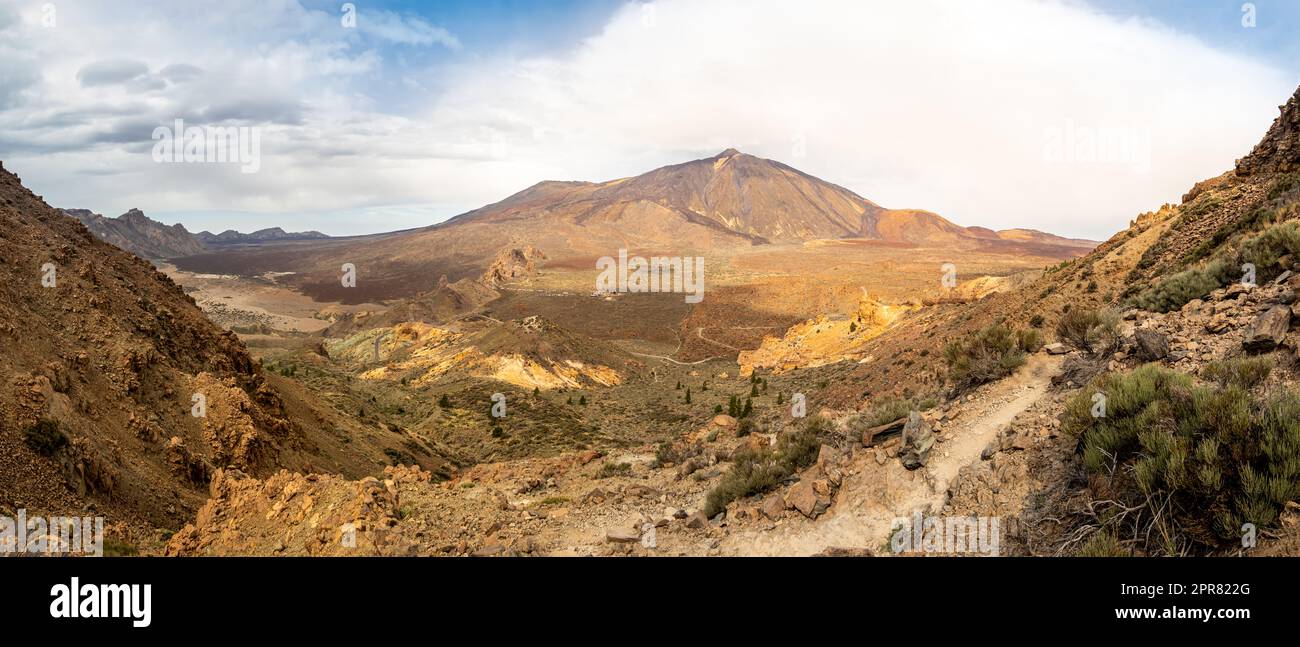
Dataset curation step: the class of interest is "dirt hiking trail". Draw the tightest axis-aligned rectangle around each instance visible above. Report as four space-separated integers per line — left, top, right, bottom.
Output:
722 353 1063 556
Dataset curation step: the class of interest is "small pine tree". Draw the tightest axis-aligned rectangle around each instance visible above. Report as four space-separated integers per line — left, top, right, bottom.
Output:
728 395 739 417
702 381 709 392
850 321 857 332
750 383 759 397
676 381 682 390
714 404 723 414
777 392 784 404
566 396 573 405
533 386 540 396
685 388 692 404
741 398 752 418
438 394 451 408
579 395 587 406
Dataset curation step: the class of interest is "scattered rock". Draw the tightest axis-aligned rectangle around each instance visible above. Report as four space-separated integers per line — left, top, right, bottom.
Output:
760 494 785 520
897 411 934 470
1243 305 1291 352
605 528 641 543
784 479 829 518
1133 329 1169 361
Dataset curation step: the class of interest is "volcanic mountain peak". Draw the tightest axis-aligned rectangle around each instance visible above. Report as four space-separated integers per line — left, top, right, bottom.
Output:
449 148 1093 248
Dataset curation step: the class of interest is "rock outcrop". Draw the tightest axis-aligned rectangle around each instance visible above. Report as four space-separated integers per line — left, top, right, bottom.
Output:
62 208 207 259
1236 85 1300 176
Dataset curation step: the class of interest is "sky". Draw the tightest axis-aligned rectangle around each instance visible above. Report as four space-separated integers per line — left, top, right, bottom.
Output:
0 0 1298 241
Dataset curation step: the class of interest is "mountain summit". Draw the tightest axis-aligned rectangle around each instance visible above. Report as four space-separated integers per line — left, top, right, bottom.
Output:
449 148 1092 246
173 149 1094 302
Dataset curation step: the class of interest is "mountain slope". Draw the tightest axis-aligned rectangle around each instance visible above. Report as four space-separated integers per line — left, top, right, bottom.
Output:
173 149 1096 303
196 227 331 246
809 84 1300 410
0 161 439 542
449 149 1091 247
62 208 206 259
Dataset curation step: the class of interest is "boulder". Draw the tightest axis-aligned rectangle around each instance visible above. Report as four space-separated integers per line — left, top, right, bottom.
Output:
1043 342 1069 355
684 511 709 529
784 479 830 518
711 414 737 428
1133 329 1169 361
605 528 641 543
624 484 660 499
760 494 785 520
1243 305 1291 352
897 411 934 470
581 487 610 504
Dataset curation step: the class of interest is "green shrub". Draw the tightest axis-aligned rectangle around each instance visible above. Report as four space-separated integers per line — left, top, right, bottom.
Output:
596 462 632 479
1062 364 1300 553
1238 220 1300 283
1016 328 1044 353
943 325 1029 392
1076 530 1129 557
1182 207 1277 266
1202 356 1274 390
1131 259 1234 313
703 423 822 518
1267 172 1300 201
1138 221 1300 313
1054 308 1117 354
737 418 756 437
852 395 938 429
24 419 68 456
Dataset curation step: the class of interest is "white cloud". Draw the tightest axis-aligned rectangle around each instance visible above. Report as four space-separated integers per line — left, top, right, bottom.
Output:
0 0 1295 240
360 10 462 49
419 0 1297 240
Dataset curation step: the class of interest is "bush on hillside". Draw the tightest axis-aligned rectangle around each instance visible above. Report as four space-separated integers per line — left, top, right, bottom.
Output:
1016 328 1044 353
1201 356 1274 390
848 396 939 431
1054 307 1118 354
1134 221 1300 313
1131 258 1235 313
1239 220 1300 283
1062 364 1300 554
702 421 823 518
943 325 1030 393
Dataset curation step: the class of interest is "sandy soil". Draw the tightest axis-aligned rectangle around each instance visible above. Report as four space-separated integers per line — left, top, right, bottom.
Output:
159 263 386 333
